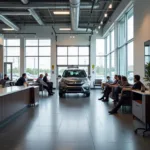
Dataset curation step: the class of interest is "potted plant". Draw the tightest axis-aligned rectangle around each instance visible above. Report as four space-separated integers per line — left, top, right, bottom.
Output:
144 62 150 91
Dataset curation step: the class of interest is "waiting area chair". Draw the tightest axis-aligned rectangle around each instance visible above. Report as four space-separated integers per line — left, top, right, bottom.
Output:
93 79 102 88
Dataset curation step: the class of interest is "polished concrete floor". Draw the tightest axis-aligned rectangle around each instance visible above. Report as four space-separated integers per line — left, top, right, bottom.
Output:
0 90 150 150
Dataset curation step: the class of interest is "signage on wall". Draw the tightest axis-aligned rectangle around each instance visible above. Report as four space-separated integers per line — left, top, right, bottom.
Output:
92 65 95 70
52 65 54 70
52 65 54 74
92 65 95 74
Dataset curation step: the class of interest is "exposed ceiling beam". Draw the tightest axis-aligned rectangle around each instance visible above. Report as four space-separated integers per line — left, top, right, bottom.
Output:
0 2 100 9
28 9 44 25
0 12 31 16
0 15 20 31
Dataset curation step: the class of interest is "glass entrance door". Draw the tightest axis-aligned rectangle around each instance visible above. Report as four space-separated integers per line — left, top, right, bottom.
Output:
4 62 13 80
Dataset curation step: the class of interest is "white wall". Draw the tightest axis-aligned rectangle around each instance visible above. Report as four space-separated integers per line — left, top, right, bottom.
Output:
134 0 150 81
3 25 102 88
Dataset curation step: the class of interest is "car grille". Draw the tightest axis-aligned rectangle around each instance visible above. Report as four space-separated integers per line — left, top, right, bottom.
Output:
66 83 82 86
67 88 82 92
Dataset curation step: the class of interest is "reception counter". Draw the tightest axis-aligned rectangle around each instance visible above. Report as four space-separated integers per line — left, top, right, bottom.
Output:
0 86 39 123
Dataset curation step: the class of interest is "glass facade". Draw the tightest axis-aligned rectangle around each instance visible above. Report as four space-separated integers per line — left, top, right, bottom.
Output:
96 39 105 80
105 7 134 83
57 46 90 66
4 39 20 80
25 39 51 79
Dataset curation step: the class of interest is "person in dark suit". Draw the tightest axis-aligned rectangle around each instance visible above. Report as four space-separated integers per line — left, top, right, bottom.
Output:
43 73 54 94
15 73 28 86
4 74 10 81
109 75 143 114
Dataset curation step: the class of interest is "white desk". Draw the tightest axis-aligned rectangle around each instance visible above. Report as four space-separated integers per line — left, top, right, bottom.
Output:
132 90 150 136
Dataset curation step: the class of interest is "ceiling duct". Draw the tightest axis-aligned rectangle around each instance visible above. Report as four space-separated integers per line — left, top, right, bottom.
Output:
0 15 20 31
28 8 44 25
69 0 91 32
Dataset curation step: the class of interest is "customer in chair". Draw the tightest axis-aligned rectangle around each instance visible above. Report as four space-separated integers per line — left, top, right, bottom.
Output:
113 76 130 103
101 76 113 90
36 74 53 96
15 73 28 86
98 75 119 102
109 75 143 114
43 73 54 94
4 74 10 81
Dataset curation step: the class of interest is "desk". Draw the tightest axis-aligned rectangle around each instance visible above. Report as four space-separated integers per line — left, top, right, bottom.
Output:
132 90 150 136
0 86 39 123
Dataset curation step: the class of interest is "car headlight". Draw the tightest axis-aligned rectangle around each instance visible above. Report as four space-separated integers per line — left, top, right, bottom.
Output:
83 82 90 87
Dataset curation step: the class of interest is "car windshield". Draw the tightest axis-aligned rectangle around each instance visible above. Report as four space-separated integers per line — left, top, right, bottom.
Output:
62 70 87 78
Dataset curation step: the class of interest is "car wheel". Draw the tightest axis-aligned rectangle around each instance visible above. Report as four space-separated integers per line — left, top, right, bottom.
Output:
59 93 64 98
86 93 90 97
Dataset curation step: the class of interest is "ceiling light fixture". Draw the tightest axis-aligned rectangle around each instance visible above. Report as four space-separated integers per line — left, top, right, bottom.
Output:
21 0 29 4
2 28 15 31
53 11 70 15
59 28 71 31
101 21 103 25
109 4 113 9
104 13 108 17
98 26 101 29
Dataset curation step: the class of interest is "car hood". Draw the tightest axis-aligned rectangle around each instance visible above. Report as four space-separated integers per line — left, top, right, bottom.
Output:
62 77 88 82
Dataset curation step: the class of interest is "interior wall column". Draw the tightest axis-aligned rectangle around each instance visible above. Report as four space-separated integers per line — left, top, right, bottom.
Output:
0 34 4 78
20 37 25 75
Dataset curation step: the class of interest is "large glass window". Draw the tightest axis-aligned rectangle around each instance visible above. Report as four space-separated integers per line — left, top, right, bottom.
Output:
106 35 110 54
57 46 89 66
25 39 51 79
127 42 134 83
4 39 20 80
111 30 115 51
96 39 105 55
127 9 134 41
107 55 110 75
119 46 126 75
118 17 125 47
96 57 105 80
110 52 115 78
105 7 134 80
96 39 105 80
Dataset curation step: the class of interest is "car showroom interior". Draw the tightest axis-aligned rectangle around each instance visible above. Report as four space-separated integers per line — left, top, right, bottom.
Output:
0 0 150 150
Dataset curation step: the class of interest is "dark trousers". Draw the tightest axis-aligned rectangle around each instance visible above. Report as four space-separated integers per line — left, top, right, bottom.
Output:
103 86 112 100
114 87 122 102
43 86 51 94
46 82 53 93
112 98 124 112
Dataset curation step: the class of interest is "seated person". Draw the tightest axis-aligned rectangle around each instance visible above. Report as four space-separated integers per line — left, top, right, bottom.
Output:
4 74 10 81
113 76 130 103
98 75 119 101
109 75 143 114
43 73 54 94
36 74 53 96
101 76 113 90
16 73 28 86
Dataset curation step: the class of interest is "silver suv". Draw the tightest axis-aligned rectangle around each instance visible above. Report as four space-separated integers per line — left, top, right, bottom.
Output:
58 69 90 97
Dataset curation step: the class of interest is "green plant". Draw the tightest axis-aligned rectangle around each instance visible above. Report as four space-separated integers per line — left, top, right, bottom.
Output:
144 62 150 86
